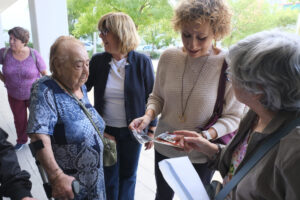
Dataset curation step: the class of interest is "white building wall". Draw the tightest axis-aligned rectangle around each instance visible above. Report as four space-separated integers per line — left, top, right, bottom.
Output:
297 13 300 35
0 15 4 48
28 0 69 68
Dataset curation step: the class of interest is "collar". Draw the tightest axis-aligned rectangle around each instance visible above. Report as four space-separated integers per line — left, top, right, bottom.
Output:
262 110 300 134
104 50 134 66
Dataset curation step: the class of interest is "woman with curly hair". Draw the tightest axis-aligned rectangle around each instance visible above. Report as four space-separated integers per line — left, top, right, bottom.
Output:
129 0 245 199
174 30 300 199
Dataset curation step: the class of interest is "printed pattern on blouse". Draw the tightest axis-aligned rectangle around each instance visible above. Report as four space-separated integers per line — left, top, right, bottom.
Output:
223 133 250 185
27 76 106 200
0 48 47 100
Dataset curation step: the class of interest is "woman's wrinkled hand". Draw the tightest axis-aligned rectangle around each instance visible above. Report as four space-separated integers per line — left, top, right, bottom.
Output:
129 115 152 132
173 130 211 153
51 173 75 200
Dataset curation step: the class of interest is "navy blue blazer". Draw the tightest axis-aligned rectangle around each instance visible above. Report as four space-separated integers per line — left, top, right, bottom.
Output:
86 51 157 127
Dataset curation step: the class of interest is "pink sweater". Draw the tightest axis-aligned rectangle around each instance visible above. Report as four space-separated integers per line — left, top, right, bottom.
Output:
0 48 47 100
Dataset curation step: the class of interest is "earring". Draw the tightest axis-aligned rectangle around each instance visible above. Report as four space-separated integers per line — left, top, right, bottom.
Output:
213 40 217 48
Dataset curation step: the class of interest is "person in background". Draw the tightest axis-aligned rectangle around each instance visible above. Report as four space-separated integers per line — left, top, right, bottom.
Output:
174 30 300 199
0 26 47 151
0 128 36 200
27 36 106 199
129 0 244 199
85 12 157 200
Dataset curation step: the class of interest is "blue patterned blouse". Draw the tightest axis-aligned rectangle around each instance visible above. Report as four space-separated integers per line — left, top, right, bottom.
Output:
27 76 106 200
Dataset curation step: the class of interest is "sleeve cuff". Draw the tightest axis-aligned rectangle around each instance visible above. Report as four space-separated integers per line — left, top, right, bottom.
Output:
9 187 32 200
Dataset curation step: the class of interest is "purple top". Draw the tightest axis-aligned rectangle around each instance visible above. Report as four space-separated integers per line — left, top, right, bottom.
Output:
0 48 47 100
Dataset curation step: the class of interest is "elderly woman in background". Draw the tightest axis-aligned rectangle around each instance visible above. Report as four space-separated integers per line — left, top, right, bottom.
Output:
85 12 156 200
129 0 244 199
0 26 47 151
27 36 106 199
175 30 300 199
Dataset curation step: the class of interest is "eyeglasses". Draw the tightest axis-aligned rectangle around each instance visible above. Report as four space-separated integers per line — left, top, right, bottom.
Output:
99 29 109 36
226 71 241 83
225 67 233 82
226 71 232 82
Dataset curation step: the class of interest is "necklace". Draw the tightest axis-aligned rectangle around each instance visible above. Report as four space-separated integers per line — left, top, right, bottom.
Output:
51 75 83 98
179 54 209 123
112 58 126 73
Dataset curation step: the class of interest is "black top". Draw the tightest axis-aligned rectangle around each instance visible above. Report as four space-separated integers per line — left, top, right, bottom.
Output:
0 128 32 199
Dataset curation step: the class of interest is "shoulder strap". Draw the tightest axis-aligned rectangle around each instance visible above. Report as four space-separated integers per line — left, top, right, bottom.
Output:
199 60 228 131
215 117 300 200
214 60 228 116
2 47 9 61
30 48 40 72
51 77 107 145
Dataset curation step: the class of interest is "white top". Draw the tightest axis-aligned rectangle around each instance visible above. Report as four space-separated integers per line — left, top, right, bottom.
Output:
102 58 127 127
147 47 245 163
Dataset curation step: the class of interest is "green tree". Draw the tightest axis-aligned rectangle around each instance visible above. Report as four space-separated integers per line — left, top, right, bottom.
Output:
140 18 178 51
223 0 299 47
286 0 298 3
67 0 174 44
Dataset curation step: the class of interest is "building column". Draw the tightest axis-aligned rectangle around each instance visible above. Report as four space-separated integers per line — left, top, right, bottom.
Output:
0 15 5 48
297 13 300 35
28 0 69 68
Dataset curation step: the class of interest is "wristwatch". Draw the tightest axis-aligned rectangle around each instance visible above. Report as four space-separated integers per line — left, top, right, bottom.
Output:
202 130 212 140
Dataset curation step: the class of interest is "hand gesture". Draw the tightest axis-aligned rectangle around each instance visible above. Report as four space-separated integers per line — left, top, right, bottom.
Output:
173 130 212 154
129 115 152 132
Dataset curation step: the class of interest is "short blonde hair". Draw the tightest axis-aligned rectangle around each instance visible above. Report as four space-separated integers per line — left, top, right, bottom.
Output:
49 36 84 74
98 12 139 54
173 0 232 41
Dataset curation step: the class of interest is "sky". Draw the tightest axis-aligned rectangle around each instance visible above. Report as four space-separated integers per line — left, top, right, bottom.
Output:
1 0 31 41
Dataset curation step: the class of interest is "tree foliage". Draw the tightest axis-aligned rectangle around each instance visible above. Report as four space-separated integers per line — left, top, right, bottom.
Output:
67 0 299 49
67 0 175 48
140 18 178 51
222 0 299 47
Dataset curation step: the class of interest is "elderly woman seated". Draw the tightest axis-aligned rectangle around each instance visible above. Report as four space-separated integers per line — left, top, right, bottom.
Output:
174 30 300 199
27 36 106 200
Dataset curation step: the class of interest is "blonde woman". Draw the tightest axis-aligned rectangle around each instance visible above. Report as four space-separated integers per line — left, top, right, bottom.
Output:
86 12 157 200
129 0 245 199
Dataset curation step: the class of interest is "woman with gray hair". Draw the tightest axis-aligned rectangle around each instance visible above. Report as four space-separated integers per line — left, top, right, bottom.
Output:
129 0 244 199
174 30 300 199
27 36 106 199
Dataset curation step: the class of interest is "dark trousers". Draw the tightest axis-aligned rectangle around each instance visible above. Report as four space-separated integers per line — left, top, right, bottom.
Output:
104 126 142 200
154 150 214 200
7 95 29 144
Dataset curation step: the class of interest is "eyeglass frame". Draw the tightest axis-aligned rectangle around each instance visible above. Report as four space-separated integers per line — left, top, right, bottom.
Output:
99 29 109 36
225 67 232 82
